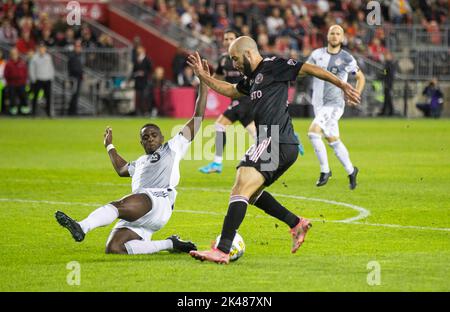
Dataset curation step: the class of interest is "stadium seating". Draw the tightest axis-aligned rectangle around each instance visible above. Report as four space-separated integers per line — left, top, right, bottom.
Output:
0 0 448 117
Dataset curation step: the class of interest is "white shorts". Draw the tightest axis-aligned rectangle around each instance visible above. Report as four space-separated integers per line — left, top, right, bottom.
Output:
106 188 173 245
312 106 344 138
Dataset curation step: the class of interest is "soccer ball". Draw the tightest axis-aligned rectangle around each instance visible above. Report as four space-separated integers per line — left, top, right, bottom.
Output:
215 232 245 261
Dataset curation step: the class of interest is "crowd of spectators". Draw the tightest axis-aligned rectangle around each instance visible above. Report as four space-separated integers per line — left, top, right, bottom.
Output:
149 0 447 63
0 0 447 117
151 0 447 117
0 0 118 116
0 0 114 52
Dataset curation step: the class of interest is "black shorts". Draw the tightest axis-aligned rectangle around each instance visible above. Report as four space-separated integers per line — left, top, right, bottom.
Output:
223 96 253 128
237 139 298 186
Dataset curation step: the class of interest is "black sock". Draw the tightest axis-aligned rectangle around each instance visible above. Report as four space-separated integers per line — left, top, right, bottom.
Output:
254 191 299 228
217 196 248 253
215 130 226 159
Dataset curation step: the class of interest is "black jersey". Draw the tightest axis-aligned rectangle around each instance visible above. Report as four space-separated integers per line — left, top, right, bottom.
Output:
215 53 242 84
236 56 303 144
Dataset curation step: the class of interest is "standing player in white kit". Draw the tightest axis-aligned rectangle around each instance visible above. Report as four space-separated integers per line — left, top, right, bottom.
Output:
307 25 365 190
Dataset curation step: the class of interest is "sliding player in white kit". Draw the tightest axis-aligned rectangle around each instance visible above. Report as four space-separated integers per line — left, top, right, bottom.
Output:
307 25 365 190
55 60 211 254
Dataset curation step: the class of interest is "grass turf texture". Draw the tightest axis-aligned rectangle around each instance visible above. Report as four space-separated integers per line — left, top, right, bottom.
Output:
0 117 449 291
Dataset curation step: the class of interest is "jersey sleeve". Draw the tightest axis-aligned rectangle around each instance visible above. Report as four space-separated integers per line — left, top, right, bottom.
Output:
306 51 316 65
168 132 191 158
272 58 304 82
128 160 136 177
236 77 251 96
345 55 359 75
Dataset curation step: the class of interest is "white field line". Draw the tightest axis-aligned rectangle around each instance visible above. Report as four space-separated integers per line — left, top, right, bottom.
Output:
2 182 450 231
178 187 371 223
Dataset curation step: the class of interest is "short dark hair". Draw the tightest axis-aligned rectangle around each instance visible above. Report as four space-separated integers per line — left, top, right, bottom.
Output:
141 123 161 132
224 28 240 38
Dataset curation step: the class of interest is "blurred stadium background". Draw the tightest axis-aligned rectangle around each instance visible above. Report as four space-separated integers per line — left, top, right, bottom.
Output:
0 0 448 118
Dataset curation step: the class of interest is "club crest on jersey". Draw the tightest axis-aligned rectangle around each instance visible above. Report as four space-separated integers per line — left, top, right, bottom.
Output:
255 73 264 84
334 58 343 66
287 59 297 66
150 152 161 163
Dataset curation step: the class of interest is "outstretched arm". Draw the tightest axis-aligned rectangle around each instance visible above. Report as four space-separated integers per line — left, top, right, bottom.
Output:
104 127 130 177
180 59 210 141
187 52 243 99
299 63 361 105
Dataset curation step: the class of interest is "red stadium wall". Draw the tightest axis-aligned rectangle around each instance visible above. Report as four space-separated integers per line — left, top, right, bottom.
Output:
107 6 177 80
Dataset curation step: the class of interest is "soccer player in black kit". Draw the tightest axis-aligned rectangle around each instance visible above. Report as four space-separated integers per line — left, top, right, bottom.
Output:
188 36 361 264
198 30 256 174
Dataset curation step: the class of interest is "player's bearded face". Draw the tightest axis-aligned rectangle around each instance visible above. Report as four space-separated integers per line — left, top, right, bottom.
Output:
329 40 342 48
328 30 344 48
243 54 253 77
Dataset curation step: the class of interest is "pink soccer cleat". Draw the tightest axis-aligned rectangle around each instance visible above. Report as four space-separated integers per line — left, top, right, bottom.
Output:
290 217 312 253
189 248 230 264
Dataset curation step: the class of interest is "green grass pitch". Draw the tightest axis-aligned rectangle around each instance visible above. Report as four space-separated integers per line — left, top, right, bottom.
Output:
0 117 449 291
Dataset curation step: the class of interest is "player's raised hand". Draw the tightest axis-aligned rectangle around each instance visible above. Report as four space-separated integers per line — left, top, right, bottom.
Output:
201 59 211 77
342 82 361 106
104 126 113 147
187 51 207 78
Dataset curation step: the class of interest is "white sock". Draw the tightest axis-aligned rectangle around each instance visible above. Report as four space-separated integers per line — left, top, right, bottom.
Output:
213 155 223 164
308 132 330 173
329 140 354 174
78 204 119 234
124 239 173 254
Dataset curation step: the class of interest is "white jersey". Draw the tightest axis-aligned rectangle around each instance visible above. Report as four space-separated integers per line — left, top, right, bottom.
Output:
127 133 190 205
307 48 359 108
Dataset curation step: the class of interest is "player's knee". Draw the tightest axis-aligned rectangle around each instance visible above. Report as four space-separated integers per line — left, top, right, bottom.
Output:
105 242 127 254
308 123 321 133
308 132 322 141
109 200 122 209
231 179 249 195
232 177 262 197
326 136 339 143
231 182 241 195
